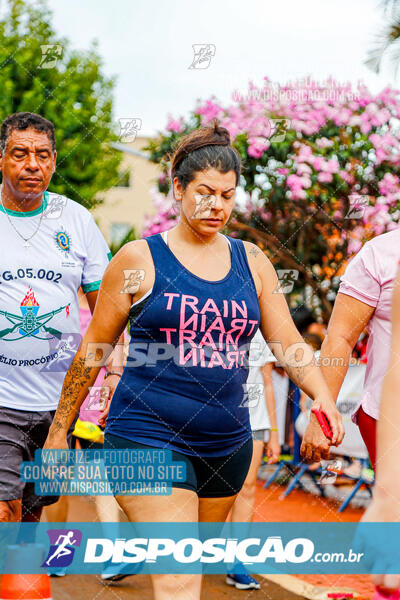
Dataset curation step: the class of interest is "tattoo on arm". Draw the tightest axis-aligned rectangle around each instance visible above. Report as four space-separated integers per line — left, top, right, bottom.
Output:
249 247 260 258
285 364 306 385
51 356 93 433
283 343 317 387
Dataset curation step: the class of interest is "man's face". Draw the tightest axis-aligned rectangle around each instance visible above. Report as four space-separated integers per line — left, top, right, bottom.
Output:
0 127 56 199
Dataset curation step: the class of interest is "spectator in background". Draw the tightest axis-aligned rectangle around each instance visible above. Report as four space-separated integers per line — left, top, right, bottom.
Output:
361 267 400 596
299 331 324 470
226 327 280 590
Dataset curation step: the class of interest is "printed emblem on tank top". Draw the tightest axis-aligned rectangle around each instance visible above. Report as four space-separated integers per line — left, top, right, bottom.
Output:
159 293 258 369
128 232 261 372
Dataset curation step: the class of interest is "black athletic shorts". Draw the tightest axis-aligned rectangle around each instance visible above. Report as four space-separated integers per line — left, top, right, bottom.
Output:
0 406 76 514
104 433 253 498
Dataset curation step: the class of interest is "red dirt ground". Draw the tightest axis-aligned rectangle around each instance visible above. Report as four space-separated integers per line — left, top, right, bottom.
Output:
253 481 375 599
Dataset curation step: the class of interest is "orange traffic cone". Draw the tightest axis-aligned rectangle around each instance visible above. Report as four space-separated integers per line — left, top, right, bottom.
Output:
0 574 52 600
0 544 52 600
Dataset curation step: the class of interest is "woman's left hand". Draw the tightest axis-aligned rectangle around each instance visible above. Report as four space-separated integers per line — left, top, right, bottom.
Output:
300 411 331 463
312 395 345 446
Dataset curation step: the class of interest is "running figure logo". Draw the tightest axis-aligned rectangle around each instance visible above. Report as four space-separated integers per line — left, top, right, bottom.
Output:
192 194 217 219
43 195 67 220
0 287 70 341
42 529 82 568
273 270 299 294
345 195 368 220
118 118 142 142
240 383 264 408
188 44 216 69
120 269 146 294
39 45 63 69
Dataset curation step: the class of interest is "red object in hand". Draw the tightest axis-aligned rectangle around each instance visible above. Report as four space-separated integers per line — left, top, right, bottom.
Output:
373 587 400 600
311 408 333 440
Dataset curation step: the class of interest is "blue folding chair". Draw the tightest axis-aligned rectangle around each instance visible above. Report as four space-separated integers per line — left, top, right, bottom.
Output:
264 382 324 495
337 457 374 512
264 382 334 499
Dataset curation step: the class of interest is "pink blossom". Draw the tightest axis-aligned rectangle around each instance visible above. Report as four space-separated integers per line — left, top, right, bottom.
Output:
315 137 333 148
349 115 362 127
360 121 372 135
379 173 400 196
146 77 400 254
376 148 388 162
287 174 305 190
248 136 270 158
300 175 312 188
296 163 312 175
311 156 324 171
288 188 307 200
347 239 363 254
365 102 379 115
325 158 340 174
166 115 184 133
197 98 224 124
317 172 333 183
339 170 354 184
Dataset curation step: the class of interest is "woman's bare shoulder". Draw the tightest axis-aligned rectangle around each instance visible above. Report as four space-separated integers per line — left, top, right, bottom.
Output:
242 241 268 297
110 239 154 268
105 239 156 301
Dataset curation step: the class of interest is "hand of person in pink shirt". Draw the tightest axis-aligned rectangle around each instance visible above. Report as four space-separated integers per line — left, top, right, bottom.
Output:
301 409 331 462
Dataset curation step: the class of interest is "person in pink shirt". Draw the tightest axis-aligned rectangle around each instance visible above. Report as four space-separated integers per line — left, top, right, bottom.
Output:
362 264 400 598
320 228 400 471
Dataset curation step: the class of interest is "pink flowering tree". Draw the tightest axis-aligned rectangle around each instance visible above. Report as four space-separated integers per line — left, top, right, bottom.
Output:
143 80 400 320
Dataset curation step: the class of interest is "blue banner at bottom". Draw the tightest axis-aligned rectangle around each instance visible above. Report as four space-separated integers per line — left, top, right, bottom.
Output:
0 522 399 575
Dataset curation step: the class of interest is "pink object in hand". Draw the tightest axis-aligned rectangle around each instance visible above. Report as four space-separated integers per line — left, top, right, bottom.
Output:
373 587 400 600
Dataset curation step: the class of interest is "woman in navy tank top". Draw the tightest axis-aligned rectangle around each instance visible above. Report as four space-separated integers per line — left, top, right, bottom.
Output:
45 121 344 599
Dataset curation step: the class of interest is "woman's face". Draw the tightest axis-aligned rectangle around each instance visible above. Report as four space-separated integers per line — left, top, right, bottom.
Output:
174 168 236 235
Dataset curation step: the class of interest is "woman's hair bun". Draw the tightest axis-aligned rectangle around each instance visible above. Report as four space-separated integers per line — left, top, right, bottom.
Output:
169 118 241 189
209 119 231 145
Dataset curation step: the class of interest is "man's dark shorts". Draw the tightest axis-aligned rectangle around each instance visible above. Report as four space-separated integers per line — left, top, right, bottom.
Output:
0 406 76 515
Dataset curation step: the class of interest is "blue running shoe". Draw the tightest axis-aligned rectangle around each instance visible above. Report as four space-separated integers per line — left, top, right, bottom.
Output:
226 563 260 590
48 567 67 577
101 560 143 582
